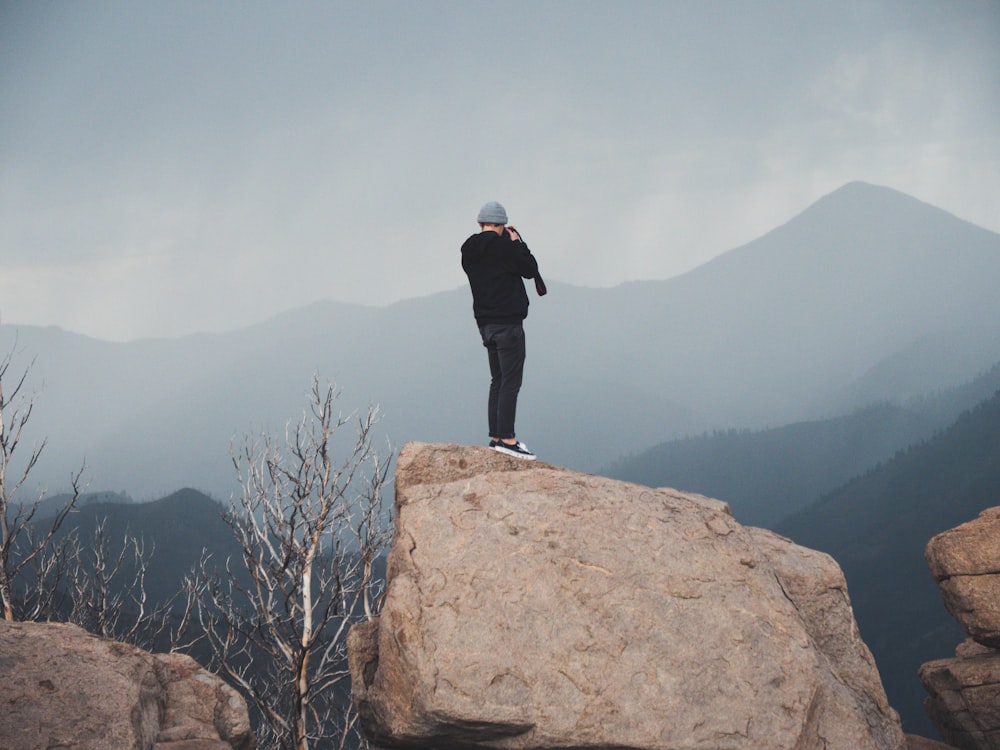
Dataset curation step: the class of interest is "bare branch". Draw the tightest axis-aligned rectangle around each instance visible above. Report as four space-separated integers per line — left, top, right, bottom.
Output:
180 375 392 750
1 347 86 622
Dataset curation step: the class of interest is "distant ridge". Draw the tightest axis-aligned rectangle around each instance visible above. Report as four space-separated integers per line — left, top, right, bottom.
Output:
606 402 935 527
23 490 134 521
605 361 1000 528
46 488 241 605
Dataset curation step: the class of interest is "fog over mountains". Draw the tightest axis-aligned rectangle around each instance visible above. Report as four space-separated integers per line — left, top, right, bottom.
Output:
3 181 999 502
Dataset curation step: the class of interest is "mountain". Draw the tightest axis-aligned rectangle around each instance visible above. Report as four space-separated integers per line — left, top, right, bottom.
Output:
2 181 999 500
825 325 1000 412
776 388 1000 737
607 403 936 528
604 361 1000 528
43 488 243 605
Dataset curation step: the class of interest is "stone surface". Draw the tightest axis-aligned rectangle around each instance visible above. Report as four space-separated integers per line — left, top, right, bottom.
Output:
0 620 254 750
926 507 1000 648
920 506 1000 750
920 639 1000 750
349 442 905 750
748 526 901 740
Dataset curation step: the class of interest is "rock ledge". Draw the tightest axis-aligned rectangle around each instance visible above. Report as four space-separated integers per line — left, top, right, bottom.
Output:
349 442 905 750
0 620 254 750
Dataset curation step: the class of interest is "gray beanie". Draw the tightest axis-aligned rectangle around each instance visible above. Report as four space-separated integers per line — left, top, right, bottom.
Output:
477 201 508 225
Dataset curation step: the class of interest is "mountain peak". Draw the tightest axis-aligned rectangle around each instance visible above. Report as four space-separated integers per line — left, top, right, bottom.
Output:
795 181 970 232
830 180 899 197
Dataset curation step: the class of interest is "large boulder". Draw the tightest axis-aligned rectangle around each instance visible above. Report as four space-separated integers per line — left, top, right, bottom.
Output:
926 507 1000 648
349 442 905 750
920 507 1000 750
0 620 254 750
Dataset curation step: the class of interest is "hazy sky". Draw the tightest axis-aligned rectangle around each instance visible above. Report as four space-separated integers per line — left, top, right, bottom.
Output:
2 1 998 341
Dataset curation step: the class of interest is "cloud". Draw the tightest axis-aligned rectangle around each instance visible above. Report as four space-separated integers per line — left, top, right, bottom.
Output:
1 1 998 341
808 23 998 140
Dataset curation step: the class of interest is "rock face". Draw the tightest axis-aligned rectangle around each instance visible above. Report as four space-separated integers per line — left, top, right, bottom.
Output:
926 507 1000 648
348 442 905 750
920 507 1000 750
0 620 254 750
921 640 1000 750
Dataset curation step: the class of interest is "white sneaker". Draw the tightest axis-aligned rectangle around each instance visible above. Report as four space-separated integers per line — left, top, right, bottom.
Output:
493 440 537 460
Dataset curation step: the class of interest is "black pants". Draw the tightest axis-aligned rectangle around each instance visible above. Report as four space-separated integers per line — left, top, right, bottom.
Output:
479 322 525 440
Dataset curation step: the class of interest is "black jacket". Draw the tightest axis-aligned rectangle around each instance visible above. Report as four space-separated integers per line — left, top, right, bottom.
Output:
461 230 540 326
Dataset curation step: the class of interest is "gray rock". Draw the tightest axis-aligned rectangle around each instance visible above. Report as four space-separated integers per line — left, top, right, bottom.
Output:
0 620 254 750
349 442 904 750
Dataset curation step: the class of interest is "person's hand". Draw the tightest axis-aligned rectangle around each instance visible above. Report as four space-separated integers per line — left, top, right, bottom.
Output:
507 225 520 241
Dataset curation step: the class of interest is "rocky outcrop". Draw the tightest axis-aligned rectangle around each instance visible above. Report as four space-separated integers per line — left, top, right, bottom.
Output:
926 507 1000 648
920 507 1000 750
920 640 1000 750
348 442 905 750
0 620 254 750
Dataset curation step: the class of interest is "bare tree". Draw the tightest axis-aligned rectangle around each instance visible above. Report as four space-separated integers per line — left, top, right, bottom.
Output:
15 521 79 622
0 346 83 621
0 343 195 650
57 518 184 649
185 377 392 750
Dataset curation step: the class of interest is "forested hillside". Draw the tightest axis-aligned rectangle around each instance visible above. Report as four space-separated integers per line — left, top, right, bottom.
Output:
43 488 242 605
606 362 1000 527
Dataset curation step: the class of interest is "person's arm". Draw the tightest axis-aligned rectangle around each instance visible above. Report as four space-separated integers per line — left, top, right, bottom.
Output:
503 227 540 279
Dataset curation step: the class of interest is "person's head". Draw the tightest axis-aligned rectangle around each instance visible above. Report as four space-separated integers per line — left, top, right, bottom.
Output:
477 201 507 233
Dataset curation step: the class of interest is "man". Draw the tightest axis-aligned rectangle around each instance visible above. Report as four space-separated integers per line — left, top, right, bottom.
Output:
461 201 546 460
